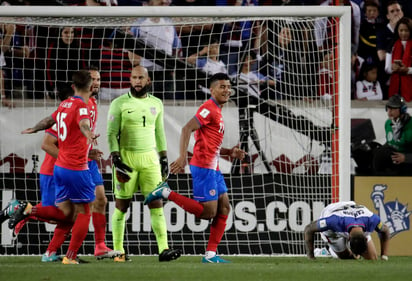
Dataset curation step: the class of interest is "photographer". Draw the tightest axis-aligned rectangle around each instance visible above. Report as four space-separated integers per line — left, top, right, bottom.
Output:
373 95 412 175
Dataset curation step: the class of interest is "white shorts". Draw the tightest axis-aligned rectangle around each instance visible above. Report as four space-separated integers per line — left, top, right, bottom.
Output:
321 231 372 253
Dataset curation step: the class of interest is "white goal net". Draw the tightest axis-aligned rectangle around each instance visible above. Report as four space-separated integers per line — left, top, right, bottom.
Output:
0 6 351 256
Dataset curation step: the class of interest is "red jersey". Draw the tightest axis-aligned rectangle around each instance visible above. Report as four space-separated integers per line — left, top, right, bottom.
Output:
87 96 98 159
88 96 98 132
39 125 58 176
51 96 91 170
190 98 224 170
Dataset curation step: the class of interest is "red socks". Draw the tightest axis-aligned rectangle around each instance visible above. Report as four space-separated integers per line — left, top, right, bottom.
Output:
92 212 106 245
46 223 73 254
169 191 204 218
30 203 69 222
66 211 91 260
206 214 228 252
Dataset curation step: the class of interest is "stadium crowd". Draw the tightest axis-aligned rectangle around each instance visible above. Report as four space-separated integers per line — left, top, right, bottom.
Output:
1 0 412 104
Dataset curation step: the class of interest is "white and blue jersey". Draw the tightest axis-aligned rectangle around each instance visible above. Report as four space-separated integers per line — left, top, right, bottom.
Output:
318 201 382 238
317 201 384 253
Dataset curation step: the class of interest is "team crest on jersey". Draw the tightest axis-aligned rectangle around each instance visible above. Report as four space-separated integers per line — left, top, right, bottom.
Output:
209 189 216 196
150 107 157 115
371 184 412 237
79 108 88 116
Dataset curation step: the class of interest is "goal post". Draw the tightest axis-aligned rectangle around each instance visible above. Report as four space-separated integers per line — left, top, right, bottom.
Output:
0 6 351 256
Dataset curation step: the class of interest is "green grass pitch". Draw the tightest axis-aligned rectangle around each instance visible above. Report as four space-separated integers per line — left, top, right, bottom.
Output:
1 256 412 281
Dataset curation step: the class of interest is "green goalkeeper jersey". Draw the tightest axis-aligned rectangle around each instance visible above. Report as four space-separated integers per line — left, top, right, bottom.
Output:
107 92 167 153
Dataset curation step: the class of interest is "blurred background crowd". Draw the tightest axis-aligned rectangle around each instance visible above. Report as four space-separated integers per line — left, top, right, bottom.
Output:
1 0 412 105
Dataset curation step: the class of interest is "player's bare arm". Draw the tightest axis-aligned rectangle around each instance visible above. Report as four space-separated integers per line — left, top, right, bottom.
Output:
170 117 200 174
21 116 55 134
88 149 103 161
79 119 98 145
41 133 58 159
304 221 318 260
378 224 390 260
220 146 246 160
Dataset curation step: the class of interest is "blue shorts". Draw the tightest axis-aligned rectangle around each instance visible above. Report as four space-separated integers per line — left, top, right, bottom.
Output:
54 165 95 204
88 160 103 187
190 165 227 202
39 174 56 207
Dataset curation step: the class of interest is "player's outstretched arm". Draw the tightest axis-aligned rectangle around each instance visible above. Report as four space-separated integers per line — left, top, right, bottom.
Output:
21 116 55 134
304 221 319 260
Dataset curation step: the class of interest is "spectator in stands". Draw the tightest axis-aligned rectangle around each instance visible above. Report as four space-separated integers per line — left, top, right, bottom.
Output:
381 0 412 19
186 37 228 76
261 20 319 99
3 24 30 99
173 0 217 59
220 0 259 76
45 26 81 99
0 23 15 108
318 51 335 103
98 39 139 101
234 56 330 146
129 0 182 99
172 0 210 6
260 0 313 5
376 1 404 99
372 95 412 175
316 0 361 56
355 62 383 100
237 51 276 100
358 0 382 65
385 17 412 101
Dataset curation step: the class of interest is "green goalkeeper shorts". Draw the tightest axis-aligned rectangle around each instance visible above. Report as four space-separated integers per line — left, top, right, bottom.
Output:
112 149 162 199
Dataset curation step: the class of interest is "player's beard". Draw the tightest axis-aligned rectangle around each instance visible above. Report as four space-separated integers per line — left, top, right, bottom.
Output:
130 84 150 98
92 89 99 97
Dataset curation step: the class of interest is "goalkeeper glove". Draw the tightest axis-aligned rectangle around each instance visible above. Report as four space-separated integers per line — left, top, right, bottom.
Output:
160 156 169 181
112 154 133 183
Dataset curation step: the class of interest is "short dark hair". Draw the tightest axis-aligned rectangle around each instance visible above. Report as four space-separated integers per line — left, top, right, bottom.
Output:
387 1 401 12
209 72 230 87
72 70 92 91
84 65 99 72
349 231 367 255
364 0 379 9
360 63 378 80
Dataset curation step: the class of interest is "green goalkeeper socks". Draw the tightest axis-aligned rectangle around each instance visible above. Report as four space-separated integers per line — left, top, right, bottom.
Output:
111 208 126 254
150 207 168 254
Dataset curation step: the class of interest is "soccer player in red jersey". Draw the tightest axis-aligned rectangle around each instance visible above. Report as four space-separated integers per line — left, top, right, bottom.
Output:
51 70 97 264
144 73 246 263
17 70 96 264
16 68 117 261
87 68 120 259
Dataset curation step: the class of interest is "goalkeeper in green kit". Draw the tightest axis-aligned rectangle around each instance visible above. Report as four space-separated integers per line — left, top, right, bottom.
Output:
107 65 181 262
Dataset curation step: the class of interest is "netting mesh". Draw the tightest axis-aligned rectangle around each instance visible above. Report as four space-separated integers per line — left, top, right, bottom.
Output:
0 11 343 256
